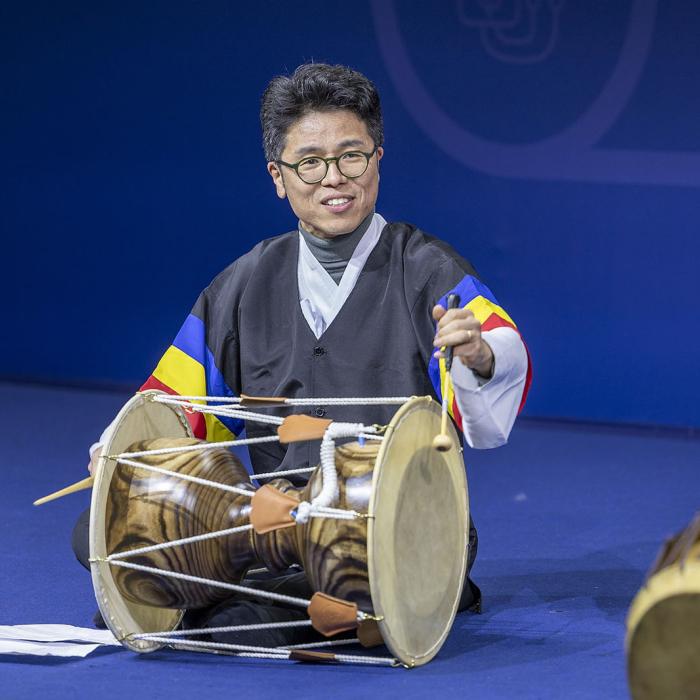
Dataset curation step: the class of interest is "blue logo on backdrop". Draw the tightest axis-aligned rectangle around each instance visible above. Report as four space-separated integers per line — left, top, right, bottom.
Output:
457 0 565 65
371 0 700 187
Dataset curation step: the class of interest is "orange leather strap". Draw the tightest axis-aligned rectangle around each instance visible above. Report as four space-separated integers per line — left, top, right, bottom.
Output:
307 592 359 637
249 485 300 534
278 415 333 443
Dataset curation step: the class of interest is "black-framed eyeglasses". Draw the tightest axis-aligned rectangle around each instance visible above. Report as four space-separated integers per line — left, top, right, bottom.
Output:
276 147 378 184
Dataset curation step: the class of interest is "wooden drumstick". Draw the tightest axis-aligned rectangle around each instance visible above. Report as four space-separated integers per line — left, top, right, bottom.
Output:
33 476 94 506
433 293 461 452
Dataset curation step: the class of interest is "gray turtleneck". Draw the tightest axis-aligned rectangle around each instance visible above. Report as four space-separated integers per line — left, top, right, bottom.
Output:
298 212 374 284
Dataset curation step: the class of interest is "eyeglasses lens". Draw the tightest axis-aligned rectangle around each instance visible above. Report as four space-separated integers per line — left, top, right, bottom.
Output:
298 152 370 184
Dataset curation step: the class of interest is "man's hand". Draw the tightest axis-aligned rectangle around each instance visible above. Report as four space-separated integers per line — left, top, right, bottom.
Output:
87 446 103 476
432 304 494 379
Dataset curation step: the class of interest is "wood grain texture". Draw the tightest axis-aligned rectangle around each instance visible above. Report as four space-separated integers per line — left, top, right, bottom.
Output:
105 438 378 614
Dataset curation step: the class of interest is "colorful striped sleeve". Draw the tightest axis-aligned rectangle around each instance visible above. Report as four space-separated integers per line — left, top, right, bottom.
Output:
140 313 243 442
427 274 532 431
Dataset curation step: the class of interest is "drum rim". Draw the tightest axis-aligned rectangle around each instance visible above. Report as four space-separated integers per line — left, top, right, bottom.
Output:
366 396 469 667
89 390 192 652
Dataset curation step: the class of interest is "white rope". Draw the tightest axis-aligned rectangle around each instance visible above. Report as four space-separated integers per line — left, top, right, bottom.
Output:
137 636 397 666
106 524 253 561
358 433 384 441
153 394 412 407
153 394 241 405
116 435 279 458
105 560 310 608
111 462 359 521
294 422 376 525
113 458 255 498
135 636 289 655
250 466 316 480
330 652 398 666
134 620 313 639
284 397 411 406
170 403 285 426
304 505 363 521
282 638 360 649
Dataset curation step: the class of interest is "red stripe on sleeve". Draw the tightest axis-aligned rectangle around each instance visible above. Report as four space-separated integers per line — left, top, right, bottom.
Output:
451 395 463 434
479 313 532 414
139 375 207 439
481 312 516 332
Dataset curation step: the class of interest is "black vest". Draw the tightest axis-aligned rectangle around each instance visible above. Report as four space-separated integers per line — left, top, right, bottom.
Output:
194 222 478 476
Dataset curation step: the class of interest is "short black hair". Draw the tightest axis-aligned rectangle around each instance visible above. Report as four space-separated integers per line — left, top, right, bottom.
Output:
260 63 383 162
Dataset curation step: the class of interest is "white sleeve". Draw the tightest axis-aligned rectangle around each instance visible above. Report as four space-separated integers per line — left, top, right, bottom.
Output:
88 420 115 458
450 326 528 449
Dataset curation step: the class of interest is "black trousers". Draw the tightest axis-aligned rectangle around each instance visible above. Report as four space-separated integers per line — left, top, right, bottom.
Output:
72 507 480 647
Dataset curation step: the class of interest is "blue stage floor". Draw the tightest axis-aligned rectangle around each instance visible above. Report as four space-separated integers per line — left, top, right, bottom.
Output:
1 382 698 699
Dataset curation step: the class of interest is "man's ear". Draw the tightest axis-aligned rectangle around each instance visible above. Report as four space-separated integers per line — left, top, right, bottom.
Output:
267 162 287 199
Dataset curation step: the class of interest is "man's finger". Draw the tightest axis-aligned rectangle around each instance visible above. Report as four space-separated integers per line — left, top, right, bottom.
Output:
434 306 475 329
432 304 446 321
435 316 481 337
434 328 480 348
434 340 480 360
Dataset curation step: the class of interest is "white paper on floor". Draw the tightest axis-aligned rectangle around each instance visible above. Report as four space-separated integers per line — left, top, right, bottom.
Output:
0 624 121 657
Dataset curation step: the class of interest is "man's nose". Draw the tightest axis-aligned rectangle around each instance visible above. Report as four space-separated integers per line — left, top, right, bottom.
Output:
321 160 347 186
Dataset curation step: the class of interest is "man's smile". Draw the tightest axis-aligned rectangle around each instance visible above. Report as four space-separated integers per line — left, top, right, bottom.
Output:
321 195 355 212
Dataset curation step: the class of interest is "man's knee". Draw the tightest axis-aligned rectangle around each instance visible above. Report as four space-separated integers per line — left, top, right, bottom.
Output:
71 507 91 571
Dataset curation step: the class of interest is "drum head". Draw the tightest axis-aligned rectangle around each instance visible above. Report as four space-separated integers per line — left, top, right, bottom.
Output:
368 396 468 667
89 391 193 652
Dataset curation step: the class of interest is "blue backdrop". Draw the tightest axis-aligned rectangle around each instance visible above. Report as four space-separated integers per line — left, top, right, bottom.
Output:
3 1 698 428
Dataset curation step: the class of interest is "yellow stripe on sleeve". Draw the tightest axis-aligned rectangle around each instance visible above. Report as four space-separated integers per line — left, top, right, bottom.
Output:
152 345 207 397
204 414 236 442
153 346 237 442
466 296 516 327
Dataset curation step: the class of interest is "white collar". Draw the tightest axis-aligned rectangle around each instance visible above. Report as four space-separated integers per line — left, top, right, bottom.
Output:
297 213 387 338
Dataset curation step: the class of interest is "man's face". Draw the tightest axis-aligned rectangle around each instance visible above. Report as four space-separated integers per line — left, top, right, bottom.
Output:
267 110 383 239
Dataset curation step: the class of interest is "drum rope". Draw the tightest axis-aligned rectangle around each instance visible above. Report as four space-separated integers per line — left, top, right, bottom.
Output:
301 504 363 521
112 458 361 521
249 466 317 480
104 560 312 608
282 637 360 649
133 636 398 666
116 434 280 458
294 422 376 525
136 636 290 655
327 652 399 666
152 394 413 407
105 524 253 561
151 395 282 422
283 397 411 406
163 402 285 425
133 620 313 639
112 458 255 498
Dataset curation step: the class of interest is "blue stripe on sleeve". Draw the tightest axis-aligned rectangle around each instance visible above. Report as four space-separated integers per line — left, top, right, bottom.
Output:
172 314 244 436
427 274 500 403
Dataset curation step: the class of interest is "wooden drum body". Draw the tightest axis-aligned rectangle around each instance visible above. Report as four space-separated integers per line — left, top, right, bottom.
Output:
626 515 700 700
90 392 469 666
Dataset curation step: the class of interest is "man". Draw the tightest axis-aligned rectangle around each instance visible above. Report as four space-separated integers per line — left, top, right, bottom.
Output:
74 63 531 648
